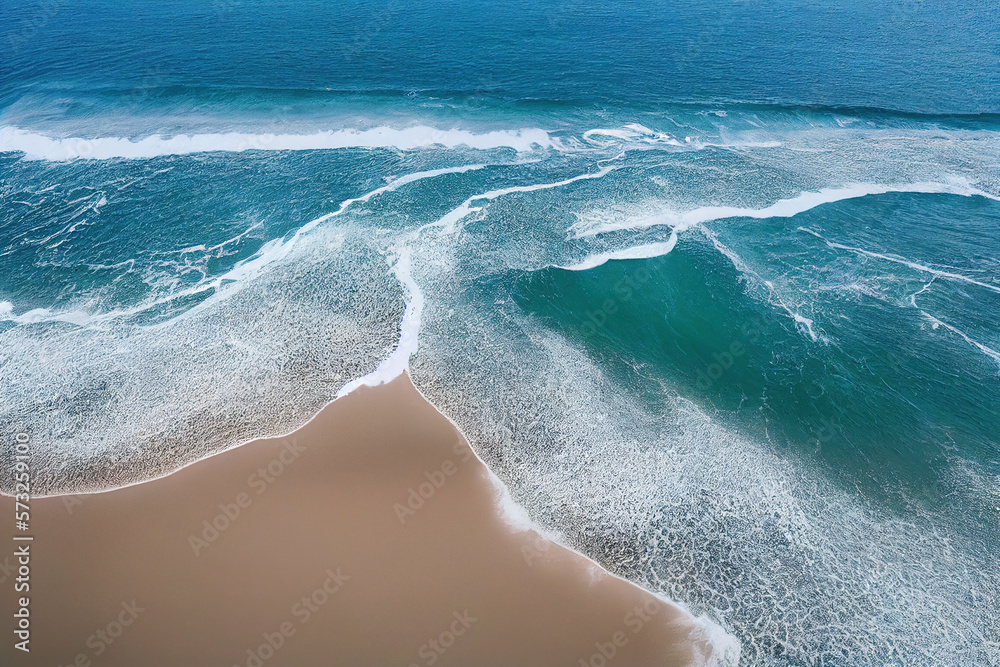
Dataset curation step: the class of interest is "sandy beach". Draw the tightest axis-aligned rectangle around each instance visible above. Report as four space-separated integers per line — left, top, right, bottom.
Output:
1 375 717 666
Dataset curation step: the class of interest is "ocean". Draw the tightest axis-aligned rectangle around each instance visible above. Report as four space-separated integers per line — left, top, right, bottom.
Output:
1 0 998 664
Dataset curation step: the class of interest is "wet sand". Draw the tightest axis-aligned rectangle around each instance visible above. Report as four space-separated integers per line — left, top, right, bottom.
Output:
1 375 717 666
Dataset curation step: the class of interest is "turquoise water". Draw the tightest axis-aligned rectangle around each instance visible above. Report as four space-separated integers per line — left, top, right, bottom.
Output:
2 1 999 664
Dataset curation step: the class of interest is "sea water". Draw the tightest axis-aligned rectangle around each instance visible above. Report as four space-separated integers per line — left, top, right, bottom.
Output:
2 1 998 664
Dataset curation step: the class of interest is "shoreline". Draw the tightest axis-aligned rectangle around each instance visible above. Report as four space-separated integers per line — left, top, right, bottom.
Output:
1 373 736 666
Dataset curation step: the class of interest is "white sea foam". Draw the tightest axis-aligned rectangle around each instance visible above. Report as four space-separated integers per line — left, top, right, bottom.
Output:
562 179 999 272
569 179 999 239
421 164 620 235
157 164 488 325
0 125 557 161
336 249 423 398
781 297 819 342
0 305 107 327
583 123 683 147
330 163 487 215
560 235 679 270
690 614 743 667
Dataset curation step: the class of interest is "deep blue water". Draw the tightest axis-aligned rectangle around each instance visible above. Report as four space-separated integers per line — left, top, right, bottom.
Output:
3 0 999 113
2 1 999 664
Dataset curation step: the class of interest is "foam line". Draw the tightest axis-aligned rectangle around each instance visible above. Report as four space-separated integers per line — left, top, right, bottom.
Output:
0 125 557 161
154 224 262 257
330 163 487 215
581 122 781 151
559 234 678 271
582 123 683 147
916 308 1000 366
423 164 620 235
336 249 424 398
800 227 1000 294
570 179 999 239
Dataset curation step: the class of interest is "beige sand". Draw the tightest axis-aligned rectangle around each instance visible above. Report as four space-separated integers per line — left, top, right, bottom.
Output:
1 375 714 666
